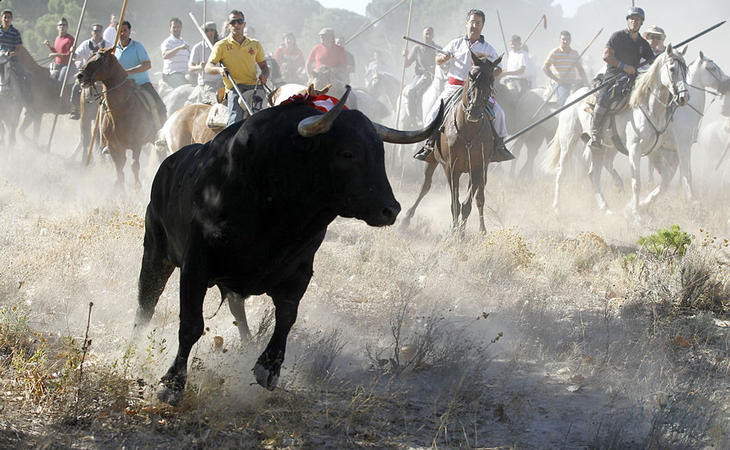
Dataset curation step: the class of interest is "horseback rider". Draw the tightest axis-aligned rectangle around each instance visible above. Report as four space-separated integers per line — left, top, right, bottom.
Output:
188 22 223 103
588 7 655 149
414 9 511 162
115 20 167 125
403 26 439 126
643 25 666 57
44 17 74 86
205 10 269 126
68 24 111 119
160 17 191 89
542 30 588 106
306 28 347 86
501 35 533 95
0 10 32 106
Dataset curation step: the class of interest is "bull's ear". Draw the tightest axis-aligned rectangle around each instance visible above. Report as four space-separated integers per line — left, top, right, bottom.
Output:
699 50 705 60
494 56 502 67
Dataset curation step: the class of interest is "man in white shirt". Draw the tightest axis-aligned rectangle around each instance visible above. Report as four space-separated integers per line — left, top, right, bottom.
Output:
69 24 111 119
160 17 190 88
102 14 117 44
415 9 511 161
188 21 223 104
501 35 531 95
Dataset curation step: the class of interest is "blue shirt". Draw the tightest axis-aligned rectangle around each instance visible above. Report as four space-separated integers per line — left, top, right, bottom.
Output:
115 39 151 85
0 25 23 53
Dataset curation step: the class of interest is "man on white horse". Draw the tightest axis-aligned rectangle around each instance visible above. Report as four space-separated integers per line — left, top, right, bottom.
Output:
588 6 655 149
414 9 511 161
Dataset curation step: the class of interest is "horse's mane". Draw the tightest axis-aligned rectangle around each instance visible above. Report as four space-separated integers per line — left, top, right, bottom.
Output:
14 46 50 76
629 51 685 108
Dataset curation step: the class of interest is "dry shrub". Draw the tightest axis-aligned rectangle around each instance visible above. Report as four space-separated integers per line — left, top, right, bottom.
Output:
678 246 730 314
568 232 611 272
455 228 533 280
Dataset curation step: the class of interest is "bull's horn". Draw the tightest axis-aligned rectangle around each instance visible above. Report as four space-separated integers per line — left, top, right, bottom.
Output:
373 101 445 144
297 85 351 137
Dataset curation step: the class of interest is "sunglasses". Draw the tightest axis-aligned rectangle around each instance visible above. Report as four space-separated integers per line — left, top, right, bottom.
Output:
58 23 68 27
229 18 244 25
92 29 103 33
646 34 662 40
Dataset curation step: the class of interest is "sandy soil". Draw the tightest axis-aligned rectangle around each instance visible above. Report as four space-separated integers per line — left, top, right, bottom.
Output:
0 114 729 448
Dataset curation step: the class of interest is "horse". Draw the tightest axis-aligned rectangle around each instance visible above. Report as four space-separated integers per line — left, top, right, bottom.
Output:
74 84 101 163
401 51 503 234
545 45 689 223
496 84 558 179
664 51 728 200
0 51 23 149
76 48 164 188
14 46 65 148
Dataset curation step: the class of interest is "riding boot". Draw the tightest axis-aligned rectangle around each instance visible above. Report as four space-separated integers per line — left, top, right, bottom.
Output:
588 104 609 149
414 131 439 161
489 120 515 163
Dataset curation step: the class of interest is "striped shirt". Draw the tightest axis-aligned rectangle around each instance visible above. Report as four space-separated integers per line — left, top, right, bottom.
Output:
0 25 22 52
544 47 580 84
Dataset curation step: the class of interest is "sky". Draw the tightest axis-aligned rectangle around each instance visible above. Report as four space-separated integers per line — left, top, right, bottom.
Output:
316 0 593 17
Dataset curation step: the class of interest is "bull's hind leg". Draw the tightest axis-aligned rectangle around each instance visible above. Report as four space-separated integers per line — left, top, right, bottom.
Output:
158 254 209 405
219 286 251 343
134 217 175 332
400 159 438 230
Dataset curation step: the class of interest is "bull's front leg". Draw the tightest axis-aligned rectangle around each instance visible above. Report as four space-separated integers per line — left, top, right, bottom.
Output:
253 271 311 391
157 254 209 405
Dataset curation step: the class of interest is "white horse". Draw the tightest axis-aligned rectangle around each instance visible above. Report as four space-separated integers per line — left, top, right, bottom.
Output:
545 45 689 223
664 51 728 200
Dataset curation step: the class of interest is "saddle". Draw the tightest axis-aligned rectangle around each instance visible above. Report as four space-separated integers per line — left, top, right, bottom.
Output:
132 85 164 131
206 103 228 130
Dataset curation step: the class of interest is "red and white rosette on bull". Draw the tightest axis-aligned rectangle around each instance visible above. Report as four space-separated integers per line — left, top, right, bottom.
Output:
281 93 348 112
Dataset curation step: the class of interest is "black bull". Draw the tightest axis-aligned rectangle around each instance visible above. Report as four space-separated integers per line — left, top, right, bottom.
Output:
135 87 442 404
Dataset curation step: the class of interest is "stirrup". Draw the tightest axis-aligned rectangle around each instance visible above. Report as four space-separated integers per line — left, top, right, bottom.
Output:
413 146 432 161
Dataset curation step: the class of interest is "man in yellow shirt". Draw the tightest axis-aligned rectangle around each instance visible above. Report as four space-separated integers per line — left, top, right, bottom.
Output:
205 10 269 126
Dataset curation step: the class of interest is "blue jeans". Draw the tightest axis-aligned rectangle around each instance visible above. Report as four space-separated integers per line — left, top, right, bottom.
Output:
226 84 256 126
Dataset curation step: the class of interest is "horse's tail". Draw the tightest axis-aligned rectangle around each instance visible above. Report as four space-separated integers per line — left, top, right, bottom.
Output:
543 126 562 174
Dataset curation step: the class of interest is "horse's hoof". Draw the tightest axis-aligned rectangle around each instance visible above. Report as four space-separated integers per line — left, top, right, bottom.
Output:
156 383 183 406
253 362 279 391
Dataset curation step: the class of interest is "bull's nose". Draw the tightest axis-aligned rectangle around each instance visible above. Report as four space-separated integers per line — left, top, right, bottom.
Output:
380 203 401 224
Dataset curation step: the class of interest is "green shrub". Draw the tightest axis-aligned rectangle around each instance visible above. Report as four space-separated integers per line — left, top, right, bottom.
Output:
638 225 692 259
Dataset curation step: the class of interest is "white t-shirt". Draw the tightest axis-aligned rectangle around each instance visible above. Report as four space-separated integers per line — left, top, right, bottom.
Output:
103 25 116 45
504 49 529 80
189 41 220 83
441 35 502 81
74 38 112 67
160 34 190 75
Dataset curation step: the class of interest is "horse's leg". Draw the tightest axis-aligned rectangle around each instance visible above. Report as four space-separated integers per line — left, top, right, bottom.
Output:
552 135 571 214
108 147 126 189
676 128 695 201
400 159 438 230
131 147 142 189
642 148 678 207
588 147 611 214
627 144 643 224
448 168 462 233
472 165 487 234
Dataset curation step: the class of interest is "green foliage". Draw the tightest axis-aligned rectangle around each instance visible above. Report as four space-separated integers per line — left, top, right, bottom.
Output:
638 225 692 259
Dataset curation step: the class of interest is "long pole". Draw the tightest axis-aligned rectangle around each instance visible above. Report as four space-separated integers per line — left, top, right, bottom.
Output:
188 12 253 116
530 27 603 119
496 10 508 55
345 0 407 45
86 0 129 166
394 0 413 130
45 0 89 153
505 20 726 144
522 14 546 48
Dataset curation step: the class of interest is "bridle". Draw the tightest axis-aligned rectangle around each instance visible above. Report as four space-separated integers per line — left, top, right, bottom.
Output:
661 53 688 105
463 68 493 122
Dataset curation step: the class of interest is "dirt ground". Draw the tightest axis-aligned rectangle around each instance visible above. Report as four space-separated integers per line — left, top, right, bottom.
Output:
1 115 729 448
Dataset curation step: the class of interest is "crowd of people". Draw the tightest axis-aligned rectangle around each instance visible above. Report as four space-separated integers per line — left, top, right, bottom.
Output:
0 5 700 158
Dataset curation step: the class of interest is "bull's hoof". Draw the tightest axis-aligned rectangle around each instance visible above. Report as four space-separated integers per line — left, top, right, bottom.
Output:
253 362 279 391
156 383 183 406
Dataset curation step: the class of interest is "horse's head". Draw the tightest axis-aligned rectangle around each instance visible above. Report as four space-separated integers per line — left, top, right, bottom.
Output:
311 65 334 90
659 44 689 106
695 51 727 92
76 48 116 88
462 50 502 122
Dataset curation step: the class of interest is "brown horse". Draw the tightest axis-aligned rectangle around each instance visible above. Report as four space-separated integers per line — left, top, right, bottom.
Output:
15 46 65 147
401 52 503 234
76 48 162 187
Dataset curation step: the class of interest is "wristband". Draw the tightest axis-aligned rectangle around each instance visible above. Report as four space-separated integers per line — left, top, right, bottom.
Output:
618 62 626 71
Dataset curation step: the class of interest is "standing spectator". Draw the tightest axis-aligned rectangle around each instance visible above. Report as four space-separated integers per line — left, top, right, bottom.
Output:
205 10 269 126
188 21 223 103
115 20 167 125
274 32 305 83
160 17 190 88
403 26 438 125
44 17 74 85
306 27 347 83
335 37 355 83
103 14 118 44
69 24 110 119
543 30 588 106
